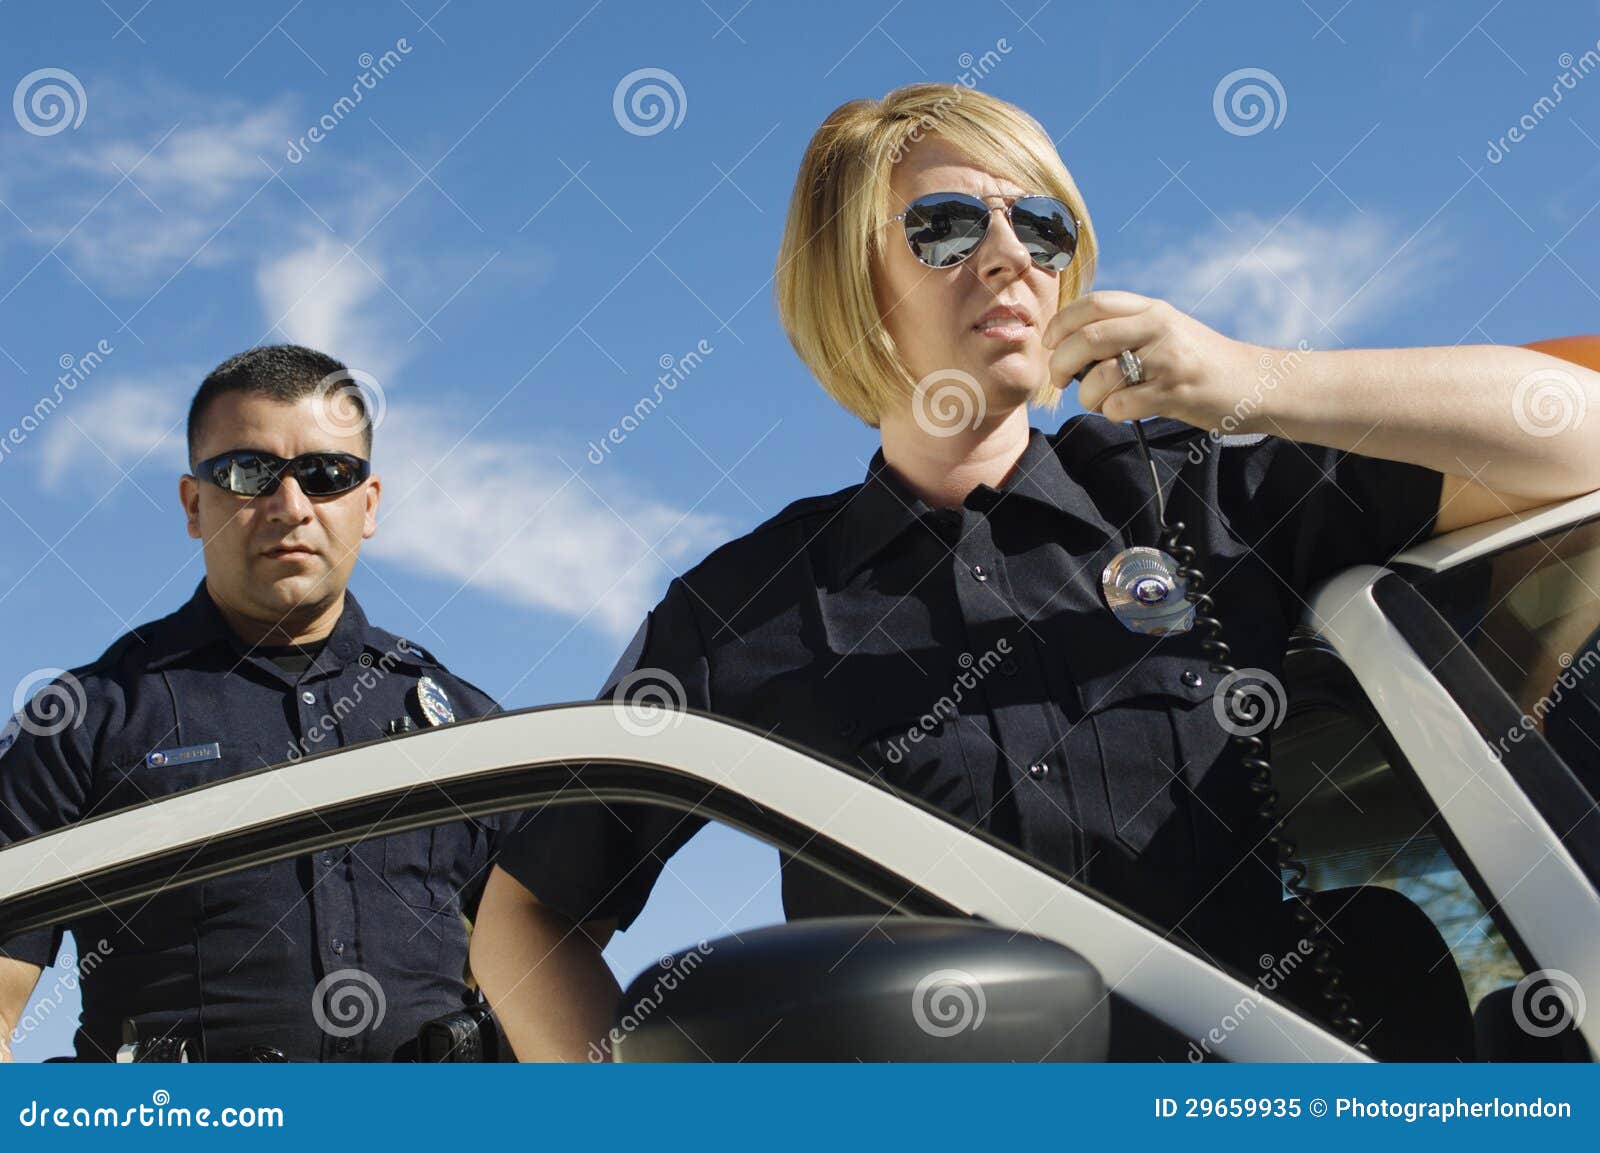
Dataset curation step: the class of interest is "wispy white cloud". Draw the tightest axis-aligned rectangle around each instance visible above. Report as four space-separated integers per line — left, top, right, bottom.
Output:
61 107 294 209
35 377 187 491
10 96 298 293
256 234 404 382
366 407 727 638
1120 212 1447 347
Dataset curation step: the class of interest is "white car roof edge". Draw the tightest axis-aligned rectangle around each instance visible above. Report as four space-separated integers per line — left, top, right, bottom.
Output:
0 703 1364 1063
1392 489 1600 573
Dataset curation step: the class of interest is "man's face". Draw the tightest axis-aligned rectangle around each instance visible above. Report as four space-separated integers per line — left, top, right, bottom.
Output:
181 391 380 628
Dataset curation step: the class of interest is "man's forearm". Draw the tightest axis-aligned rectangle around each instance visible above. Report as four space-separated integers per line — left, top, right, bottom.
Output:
471 867 620 1062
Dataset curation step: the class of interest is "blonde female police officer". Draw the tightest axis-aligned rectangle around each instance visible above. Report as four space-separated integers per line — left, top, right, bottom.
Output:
469 84 1600 1060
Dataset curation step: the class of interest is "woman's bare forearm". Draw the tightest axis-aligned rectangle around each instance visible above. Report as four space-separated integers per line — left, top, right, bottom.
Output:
1264 344 1600 500
470 866 620 1062
1 957 43 1063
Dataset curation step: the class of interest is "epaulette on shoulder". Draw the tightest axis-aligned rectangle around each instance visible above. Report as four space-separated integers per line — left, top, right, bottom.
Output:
752 484 860 535
685 483 861 584
364 628 441 668
82 628 151 678
1055 413 1202 472
362 631 498 714
79 609 185 680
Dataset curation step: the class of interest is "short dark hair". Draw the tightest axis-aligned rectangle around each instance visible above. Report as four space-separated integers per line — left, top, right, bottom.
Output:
187 344 373 462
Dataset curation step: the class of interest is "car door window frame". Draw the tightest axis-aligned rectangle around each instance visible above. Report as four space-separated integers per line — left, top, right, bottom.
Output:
1306 557 1600 1060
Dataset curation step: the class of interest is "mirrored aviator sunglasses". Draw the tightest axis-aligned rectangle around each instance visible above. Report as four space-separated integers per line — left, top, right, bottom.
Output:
195 450 370 498
892 191 1079 273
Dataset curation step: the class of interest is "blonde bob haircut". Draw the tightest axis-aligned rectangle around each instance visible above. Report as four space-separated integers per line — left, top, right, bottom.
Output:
775 83 1098 428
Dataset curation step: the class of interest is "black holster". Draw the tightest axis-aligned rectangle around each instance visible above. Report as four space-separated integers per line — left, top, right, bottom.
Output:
414 1001 507 1062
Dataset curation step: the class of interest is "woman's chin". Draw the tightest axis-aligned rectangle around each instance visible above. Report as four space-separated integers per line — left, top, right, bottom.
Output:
973 363 1047 406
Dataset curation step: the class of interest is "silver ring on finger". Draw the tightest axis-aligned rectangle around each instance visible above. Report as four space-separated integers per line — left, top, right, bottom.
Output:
1118 348 1146 385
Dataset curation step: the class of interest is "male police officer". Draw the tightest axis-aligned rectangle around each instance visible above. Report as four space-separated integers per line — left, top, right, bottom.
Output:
0 345 517 1062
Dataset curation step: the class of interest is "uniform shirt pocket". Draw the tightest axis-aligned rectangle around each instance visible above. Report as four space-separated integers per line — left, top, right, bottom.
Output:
849 709 983 826
380 819 482 911
821 661 989 828
1080 651 1216 859
380 826 443 910
375 821 479 987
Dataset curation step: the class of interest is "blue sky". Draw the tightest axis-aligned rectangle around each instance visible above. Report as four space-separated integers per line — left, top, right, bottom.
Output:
3 0 1598 1059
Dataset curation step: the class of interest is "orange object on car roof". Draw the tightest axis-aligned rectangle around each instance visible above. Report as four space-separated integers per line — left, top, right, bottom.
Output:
1524 334 1600 370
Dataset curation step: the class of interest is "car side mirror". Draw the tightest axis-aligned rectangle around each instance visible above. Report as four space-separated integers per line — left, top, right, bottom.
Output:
606 915 1109 1061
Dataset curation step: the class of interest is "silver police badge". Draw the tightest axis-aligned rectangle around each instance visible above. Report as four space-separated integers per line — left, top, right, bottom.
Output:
1101 546 1194 636
414 676 456 726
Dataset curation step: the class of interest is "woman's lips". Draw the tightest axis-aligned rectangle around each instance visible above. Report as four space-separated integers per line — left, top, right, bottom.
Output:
973 319 1033 342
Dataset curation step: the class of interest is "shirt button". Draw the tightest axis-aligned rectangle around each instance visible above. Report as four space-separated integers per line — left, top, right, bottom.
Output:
971 563 988 582
331 939 345 956
301 690 316 705
336 1038 354 1054
321 853 334 867
1000 657 1018 676
1181 670 1204 688
1028 762 1049 779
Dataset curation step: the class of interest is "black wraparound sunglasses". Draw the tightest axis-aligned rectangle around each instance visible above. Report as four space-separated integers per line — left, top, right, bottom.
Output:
889 191 1080 272
192 450 370 498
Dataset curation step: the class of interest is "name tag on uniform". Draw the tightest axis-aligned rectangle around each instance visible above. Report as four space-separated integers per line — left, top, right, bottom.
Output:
145 741 222 768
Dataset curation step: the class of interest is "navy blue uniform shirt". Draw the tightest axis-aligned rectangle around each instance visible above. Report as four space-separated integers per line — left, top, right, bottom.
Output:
0 582 520 1061
496 416 1444 973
